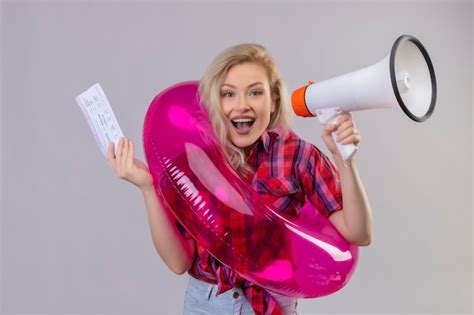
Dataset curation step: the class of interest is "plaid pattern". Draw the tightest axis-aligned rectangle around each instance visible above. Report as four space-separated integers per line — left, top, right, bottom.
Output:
176 126 343 315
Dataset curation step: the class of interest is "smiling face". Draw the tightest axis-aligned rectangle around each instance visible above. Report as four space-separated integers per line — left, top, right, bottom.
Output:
219 62 275 150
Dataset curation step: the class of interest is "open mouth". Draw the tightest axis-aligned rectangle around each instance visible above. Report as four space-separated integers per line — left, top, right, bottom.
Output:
231 118 255 134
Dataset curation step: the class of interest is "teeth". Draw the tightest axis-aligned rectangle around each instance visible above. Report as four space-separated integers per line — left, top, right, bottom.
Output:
232 118 254 123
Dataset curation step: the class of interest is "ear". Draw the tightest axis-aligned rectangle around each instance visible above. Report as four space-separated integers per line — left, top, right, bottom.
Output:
271 100 276 113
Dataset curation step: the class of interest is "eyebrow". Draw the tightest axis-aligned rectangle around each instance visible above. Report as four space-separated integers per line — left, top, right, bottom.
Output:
221 82 264 89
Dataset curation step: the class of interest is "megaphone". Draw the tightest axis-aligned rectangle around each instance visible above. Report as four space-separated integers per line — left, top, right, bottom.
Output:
291 34 437 162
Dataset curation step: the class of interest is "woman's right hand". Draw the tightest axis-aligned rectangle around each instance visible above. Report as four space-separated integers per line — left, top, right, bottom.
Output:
107 137 154 190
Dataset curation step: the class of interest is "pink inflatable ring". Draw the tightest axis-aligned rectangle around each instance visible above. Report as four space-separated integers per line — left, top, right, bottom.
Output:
143 81 359 298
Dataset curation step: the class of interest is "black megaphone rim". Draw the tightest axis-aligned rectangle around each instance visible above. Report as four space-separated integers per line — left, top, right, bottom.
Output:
389 34 437 122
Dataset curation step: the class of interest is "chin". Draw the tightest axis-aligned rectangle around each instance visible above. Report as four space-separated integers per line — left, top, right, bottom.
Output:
230 136 257 149
232 141 252 149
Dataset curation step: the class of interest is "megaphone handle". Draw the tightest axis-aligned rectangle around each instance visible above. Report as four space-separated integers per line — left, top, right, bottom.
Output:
332 128 358 162
317 109 358 163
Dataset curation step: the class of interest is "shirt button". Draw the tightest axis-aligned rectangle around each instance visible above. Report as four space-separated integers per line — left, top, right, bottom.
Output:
233 292 240 299
276 187 282 193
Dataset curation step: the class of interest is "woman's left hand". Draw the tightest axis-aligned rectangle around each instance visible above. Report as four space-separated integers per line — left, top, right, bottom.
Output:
321 112 361 159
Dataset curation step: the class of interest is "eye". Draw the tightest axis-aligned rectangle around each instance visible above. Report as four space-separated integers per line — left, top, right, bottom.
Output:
221 91 234 98
250 90 262 96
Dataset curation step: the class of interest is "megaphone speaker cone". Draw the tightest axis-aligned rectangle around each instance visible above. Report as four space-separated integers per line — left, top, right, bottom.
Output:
390 34 437 122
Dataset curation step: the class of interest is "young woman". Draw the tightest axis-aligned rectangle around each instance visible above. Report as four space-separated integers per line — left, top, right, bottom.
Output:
107 43 373 315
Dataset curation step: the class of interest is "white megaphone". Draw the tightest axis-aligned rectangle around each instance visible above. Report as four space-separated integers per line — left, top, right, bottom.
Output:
291 34 437 162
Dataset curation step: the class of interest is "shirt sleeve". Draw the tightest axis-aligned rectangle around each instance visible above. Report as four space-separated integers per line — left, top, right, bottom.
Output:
298 143 343 218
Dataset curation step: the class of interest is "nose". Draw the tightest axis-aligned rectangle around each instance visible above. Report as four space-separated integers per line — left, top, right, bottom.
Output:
235 94 251 111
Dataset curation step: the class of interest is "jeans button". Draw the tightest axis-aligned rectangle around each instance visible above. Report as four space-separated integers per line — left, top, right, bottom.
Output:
233 291 240 299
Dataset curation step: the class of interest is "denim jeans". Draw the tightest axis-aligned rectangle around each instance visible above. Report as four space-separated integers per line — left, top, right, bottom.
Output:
183 276 299 315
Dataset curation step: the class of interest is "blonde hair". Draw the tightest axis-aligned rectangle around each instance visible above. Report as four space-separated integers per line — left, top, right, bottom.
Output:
199 43 293 175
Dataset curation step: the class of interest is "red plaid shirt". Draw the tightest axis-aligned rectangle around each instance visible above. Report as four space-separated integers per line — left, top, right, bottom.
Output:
176 126 343 315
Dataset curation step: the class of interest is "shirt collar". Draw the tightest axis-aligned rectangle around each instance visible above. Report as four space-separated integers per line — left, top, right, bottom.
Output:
261 126 285 152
